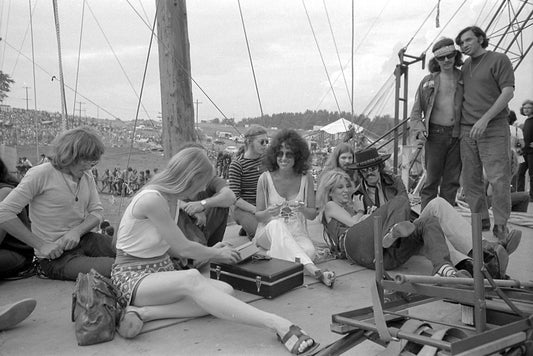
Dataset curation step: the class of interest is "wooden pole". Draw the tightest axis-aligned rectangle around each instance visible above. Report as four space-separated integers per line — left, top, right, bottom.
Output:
156 0 195 158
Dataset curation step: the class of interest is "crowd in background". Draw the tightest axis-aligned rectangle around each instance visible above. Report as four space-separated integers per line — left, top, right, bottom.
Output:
0 108 161 149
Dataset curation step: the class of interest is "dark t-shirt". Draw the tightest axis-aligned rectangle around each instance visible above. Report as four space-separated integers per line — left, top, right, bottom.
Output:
461 51 514 128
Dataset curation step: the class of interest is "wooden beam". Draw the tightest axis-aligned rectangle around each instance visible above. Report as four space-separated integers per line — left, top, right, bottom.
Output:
156 0 195 158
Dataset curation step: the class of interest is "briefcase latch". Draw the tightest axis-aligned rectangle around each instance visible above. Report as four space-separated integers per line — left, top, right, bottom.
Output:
255 276 262 292
215 266 221 280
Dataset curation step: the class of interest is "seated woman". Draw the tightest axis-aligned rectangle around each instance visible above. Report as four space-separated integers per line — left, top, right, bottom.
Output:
112 147 317 355
317 169 468 278
254 129 335 287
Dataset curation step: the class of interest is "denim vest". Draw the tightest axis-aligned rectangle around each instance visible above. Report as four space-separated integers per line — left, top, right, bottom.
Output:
409 69 463 138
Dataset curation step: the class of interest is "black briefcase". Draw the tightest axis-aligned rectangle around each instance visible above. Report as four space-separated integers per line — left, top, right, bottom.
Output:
210 257 304 299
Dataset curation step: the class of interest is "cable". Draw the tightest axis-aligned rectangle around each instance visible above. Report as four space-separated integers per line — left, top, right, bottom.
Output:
125 0 243 136
85 2 154 123
3 39 121 120
323 0 351 106
404 3 437 50
302 0 343 127
10 0 35 78
116 6 159 221
1 0 12 69
350 0 355 121
237 0 264 118
28 0 39 156
423 0 468 53
474 0 490 25
72 0 86 126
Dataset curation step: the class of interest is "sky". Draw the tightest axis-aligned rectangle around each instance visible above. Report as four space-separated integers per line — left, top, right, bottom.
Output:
0 0 531 124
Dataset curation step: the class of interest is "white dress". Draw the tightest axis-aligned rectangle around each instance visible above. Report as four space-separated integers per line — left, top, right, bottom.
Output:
254 172 315 265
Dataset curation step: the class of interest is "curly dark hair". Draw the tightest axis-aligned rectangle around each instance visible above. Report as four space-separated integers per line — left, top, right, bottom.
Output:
264 129 310 174
0 157 19 186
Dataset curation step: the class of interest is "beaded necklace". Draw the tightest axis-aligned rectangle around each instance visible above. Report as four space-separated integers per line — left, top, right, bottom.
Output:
60 172 81 202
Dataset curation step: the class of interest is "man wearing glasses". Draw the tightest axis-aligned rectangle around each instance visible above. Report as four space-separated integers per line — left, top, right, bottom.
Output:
346 148 513 279
409 37 463 212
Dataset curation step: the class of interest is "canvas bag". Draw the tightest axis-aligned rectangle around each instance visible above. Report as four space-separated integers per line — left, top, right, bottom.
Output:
71 269 122 346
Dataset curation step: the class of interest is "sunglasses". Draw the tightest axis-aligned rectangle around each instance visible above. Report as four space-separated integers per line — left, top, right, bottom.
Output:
276 151 295 159
435 52 456 61
259 139 269 145
360 165 378 174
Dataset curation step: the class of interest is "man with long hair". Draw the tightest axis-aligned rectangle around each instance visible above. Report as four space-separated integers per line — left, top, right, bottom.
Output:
0 127 115 281
410 37 463 211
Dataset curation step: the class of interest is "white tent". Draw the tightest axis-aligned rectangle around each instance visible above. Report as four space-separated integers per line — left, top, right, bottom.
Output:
319 118 363 135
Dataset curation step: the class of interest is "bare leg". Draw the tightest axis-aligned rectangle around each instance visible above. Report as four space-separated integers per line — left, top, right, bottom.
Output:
134 269 293 338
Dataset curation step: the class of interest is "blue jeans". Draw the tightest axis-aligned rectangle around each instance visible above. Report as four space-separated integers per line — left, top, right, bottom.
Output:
460 125 511 225
39 232 116 281
421 124 461 210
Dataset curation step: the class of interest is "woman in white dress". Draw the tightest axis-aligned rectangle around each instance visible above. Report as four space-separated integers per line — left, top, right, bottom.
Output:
255 129 336 287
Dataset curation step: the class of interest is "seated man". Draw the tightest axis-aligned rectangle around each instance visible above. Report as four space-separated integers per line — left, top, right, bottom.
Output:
228 125 269 238
177 142 236 248
346 148 519 278
317 170 469 278
0 127 116 281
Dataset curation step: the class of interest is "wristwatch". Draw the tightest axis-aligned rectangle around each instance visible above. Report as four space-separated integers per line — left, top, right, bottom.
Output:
200 200 207 209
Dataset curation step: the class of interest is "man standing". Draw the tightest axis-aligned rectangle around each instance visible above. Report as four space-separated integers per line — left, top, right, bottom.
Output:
410 37 463 210
455 26 518 244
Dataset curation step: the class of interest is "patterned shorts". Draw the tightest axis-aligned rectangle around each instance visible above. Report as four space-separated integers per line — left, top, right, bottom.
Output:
111 255 175 306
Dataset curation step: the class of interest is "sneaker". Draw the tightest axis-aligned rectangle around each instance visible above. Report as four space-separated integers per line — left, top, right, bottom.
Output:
434 264 472 278
0 299 37 331
382 221 415 248
455 259 474 276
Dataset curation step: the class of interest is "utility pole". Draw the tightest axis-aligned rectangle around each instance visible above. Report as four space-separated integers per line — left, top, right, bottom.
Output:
77 101 85 126
194 99 202 129
23 86 31 110
156 0 195 158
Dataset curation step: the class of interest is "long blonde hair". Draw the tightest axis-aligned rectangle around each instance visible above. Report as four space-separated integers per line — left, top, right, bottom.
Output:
144 147 214 198
316 169 351 212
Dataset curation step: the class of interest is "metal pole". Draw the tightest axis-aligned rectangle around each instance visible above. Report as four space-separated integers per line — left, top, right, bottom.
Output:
52 0 68 132
374 215 384 303
393 65 401 174
471 212 487 332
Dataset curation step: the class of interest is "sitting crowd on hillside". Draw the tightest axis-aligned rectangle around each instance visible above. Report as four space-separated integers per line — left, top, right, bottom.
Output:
1 25 530 354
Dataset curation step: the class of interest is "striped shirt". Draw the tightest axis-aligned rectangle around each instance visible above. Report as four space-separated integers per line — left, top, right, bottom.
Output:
228 156 263 205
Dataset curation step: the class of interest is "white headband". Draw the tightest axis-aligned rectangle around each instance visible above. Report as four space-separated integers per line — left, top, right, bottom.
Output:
433 45 457 57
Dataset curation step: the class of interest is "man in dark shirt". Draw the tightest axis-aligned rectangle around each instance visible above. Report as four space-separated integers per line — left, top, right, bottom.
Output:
455 26 517 243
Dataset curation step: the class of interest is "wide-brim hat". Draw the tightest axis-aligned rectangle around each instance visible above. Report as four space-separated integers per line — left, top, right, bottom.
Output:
346 148 391 170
